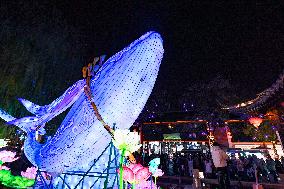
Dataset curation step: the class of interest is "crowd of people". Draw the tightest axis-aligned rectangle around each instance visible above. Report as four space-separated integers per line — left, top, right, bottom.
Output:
226 153 284 183
142 150 208 177
142 143 284 185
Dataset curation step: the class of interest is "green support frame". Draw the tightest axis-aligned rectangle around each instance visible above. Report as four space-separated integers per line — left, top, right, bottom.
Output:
34 141 119 189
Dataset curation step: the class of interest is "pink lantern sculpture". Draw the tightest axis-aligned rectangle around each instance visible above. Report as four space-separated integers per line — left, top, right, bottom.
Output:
135 167 151 182
0 166 10 170
136 181 160 189
248 117 263 128
118 163 151 184
0 150 19 163
119 166 134 182
21 167 38 179
128 163 143 173
152 169 164 177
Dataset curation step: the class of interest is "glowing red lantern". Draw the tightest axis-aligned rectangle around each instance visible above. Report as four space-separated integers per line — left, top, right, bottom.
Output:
248 117 263 128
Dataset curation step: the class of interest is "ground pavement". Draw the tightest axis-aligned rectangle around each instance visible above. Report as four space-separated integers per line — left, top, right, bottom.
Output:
157 176 284 189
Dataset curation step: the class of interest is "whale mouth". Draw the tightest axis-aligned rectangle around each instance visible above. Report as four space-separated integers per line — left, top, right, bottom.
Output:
105 31 163 65
135 31 163 53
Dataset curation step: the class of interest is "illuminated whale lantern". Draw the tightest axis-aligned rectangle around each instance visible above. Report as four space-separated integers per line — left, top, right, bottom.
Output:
0 31 164 175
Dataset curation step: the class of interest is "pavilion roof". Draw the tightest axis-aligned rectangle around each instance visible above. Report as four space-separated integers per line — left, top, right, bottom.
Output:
224 70 284 113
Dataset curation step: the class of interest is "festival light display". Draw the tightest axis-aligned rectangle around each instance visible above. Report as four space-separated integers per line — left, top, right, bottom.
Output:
149 158 160 174
0 150 19 163
112 130 164 189
117 162 163 189
21 167 37 180
248 117 263 128
0 31 164 188
149 158 163 185
0 169 35 188
112 129 141 189
112 129 141 157
118 164 151 184
135 180 160 189
0 151 35 188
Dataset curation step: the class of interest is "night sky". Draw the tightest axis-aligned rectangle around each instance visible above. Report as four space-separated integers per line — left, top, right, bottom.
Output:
56 1 284 99
2 1 284 108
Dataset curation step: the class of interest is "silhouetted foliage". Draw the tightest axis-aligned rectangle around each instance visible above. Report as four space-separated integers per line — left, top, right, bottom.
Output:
0 2 89 138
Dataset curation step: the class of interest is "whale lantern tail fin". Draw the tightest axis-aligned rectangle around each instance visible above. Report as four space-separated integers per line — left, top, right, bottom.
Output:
17 98 47 116
0 108 16 122
6 116 42 132
6 79 86 134
0 98 49 133
17 79 85 117
0 108 39 134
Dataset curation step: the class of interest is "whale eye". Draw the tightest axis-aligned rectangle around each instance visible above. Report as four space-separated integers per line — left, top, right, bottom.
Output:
140 75 146 82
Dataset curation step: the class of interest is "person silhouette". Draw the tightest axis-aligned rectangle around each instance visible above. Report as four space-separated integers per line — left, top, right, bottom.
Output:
211 142 230 189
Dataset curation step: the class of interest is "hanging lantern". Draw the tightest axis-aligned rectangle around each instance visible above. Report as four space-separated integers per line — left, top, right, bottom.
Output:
248 117 263 128
265 111 279 121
